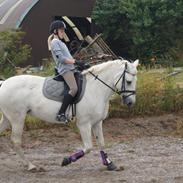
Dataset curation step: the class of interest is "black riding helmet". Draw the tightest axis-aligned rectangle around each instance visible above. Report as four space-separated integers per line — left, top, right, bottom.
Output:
49 20 66 34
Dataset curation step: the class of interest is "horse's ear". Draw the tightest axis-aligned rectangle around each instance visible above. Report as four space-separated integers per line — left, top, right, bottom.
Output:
134 59 139 67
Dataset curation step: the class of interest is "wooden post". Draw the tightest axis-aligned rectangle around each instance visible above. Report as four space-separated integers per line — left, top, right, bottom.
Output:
84 35 104 54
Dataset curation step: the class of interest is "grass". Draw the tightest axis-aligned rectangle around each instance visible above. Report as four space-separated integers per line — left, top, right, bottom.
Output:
25 115 45 130
109 66 183 118
1 63 183 129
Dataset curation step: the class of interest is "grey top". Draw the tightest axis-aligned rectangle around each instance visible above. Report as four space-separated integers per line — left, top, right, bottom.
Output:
50 38 75 75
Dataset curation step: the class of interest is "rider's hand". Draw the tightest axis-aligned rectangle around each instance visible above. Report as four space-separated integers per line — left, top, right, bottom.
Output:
75 60 85 67
75 60 91 71
83 63 91 70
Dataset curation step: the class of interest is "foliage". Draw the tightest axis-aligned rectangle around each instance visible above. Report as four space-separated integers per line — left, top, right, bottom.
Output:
40 62 183 118
34 58 55 77
93 0 183 65
0 29 31 77
1 63 183 129
109 67 183 118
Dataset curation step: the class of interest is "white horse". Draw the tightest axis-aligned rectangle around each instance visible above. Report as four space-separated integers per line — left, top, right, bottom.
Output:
0 59 138 171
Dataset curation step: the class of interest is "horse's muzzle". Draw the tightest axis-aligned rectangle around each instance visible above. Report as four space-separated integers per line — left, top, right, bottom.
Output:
122 95 135 107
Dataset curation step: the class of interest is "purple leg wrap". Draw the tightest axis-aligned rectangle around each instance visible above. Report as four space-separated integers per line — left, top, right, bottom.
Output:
69 150 85 162
100 151 111 166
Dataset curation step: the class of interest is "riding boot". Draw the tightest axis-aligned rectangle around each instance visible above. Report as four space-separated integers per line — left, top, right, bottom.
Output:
56 93 74 123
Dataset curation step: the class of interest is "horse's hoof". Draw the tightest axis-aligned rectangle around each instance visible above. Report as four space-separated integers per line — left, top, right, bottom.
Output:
28 167 37 173
62 157 71 166
28 165 46 173
28 164 37 172
107 162 117 171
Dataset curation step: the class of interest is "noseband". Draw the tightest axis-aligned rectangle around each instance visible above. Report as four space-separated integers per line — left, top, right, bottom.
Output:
88 64 136 98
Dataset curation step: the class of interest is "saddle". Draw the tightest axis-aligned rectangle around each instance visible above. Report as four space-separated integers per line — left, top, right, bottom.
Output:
42 72 86 104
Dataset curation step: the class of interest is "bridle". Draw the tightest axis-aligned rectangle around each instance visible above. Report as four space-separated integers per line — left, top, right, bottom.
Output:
114 63 136 99
88 63 136 99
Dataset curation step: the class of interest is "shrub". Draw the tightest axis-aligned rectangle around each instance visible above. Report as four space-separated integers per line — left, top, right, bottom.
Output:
0 29 31 77
110 67 183 117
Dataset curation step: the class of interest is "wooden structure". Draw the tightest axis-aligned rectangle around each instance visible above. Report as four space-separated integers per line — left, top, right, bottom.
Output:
74 34 118 65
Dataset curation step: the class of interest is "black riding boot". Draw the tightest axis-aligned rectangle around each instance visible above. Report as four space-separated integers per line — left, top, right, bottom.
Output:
56 93 74 123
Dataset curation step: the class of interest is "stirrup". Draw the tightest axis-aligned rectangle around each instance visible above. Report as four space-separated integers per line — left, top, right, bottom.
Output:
56 114 69 124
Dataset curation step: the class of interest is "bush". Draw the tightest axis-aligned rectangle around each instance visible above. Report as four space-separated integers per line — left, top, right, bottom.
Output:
0 29 31 78
93 0 183 65
109 67 183 118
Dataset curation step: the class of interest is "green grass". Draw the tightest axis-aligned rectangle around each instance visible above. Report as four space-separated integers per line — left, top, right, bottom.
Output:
25 115 45 130
2 63 183 128
109 66 183 118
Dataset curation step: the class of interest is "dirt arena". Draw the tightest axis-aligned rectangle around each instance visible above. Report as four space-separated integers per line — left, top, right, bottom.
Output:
1 114 183 183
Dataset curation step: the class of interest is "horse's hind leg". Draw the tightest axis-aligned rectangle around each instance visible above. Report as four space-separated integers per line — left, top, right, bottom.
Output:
8 112 37 171
92 121 117 171
0 113 10 135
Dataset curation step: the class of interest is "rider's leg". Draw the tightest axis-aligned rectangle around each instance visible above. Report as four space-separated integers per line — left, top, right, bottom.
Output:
63 71 78 97
57 71 78 122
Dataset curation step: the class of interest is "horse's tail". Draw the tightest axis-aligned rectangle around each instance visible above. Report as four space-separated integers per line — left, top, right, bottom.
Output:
0 80 10 134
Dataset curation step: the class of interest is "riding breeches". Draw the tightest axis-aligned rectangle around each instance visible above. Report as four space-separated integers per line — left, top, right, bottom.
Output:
62 71 78 97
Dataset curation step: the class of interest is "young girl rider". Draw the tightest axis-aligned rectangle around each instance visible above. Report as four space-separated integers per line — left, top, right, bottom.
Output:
48 20 85 123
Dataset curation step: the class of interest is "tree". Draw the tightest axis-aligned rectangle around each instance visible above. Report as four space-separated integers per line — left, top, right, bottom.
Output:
92 0 183 65
0 29 31 77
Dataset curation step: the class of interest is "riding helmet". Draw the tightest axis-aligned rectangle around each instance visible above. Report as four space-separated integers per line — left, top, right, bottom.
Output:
49 20 66 34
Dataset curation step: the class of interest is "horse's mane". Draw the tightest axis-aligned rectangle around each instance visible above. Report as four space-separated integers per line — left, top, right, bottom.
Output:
0 81 4 87
82 59 127 75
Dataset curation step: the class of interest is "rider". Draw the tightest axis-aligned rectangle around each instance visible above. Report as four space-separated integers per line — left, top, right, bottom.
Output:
48 20 85 123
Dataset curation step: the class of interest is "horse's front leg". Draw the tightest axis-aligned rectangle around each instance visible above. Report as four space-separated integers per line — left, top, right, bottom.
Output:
92 121 117 171
62 122 92 166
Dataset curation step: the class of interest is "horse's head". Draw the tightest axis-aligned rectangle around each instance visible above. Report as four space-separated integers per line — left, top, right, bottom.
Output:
114 59 139 107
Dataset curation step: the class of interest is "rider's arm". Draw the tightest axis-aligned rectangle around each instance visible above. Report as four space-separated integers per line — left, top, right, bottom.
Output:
56 53 75 64
64 58 75 64
51 40 75 64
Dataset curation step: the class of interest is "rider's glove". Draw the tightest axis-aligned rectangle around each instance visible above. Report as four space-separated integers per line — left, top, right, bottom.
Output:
83 63 91 70
75 60 85 67
75 60 90 71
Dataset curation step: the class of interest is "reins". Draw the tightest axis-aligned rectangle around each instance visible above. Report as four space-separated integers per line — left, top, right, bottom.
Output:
88 71 119 94
88 65 136 97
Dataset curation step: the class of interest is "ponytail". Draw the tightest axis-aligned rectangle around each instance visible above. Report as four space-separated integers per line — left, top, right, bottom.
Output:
47 34 54 51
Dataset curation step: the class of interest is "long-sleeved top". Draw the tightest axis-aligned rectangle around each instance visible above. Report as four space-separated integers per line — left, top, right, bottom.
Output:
50 38 75 75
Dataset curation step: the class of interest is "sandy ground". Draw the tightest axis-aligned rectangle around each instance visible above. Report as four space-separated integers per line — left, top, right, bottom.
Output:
1 114 183 183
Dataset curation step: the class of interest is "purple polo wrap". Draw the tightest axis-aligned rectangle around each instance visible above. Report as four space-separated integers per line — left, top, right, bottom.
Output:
70 150 85 162
100 150 110 166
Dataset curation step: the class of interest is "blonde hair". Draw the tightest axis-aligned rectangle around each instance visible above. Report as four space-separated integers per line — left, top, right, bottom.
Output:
47 34 54 51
